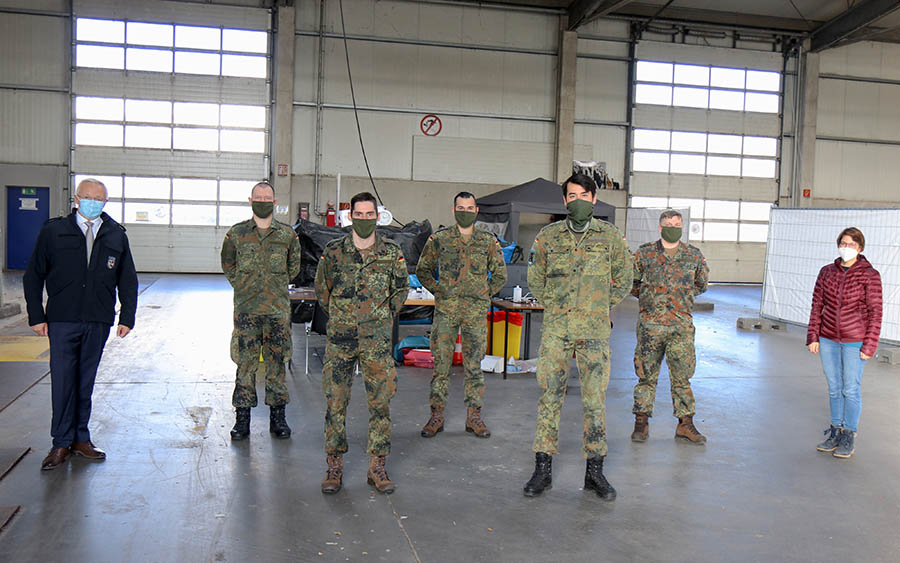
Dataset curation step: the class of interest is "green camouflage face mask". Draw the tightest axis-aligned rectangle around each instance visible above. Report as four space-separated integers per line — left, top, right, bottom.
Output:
455 210 477 228
566 199 594 230
352 218 377 239
661 226 682 243
251 201 273 218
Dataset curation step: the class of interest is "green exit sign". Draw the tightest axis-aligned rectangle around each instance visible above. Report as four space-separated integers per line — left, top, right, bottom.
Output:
22 188 36 195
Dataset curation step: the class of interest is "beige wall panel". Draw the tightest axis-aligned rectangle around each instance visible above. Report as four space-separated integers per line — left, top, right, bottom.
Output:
631 172 777 201
0 13 68 88
573 124 626 182
459 50 504 115
0 0 67 10
319 110 415 179
575 58 628 122
412 136 591 185
416 46 463 110
312 0 556 51
817 79 900 142
813 140 900 203
73 69 267 105
293 35 318 103
0 90 68 165
309 42 553 119
291 106 316 175
499 52 556 117
633 105 780 137
73 147 264 180
819 41 900 81
455 119 554 143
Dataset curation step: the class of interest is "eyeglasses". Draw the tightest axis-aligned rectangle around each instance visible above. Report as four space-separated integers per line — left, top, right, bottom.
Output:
838 242 859 248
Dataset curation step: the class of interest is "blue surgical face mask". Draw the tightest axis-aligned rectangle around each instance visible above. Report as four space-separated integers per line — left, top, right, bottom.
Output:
78 198 105 219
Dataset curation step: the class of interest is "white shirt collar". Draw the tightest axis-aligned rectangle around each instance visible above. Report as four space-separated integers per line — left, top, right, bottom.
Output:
75 210 103 234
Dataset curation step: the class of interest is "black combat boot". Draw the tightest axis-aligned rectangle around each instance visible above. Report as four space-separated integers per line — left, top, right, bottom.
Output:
269 405 292 439
523 452 552 497
584 456 616 501
230 407 250 440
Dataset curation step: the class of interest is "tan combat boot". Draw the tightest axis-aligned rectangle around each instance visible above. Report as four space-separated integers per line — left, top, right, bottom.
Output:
465 406 491 438
321 454 343 494
631 414 649 442
420 406 444 438
675 415 707 445
367 455 395 494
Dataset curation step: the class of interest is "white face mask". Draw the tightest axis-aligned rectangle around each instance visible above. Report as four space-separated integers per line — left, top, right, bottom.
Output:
838 247 859 263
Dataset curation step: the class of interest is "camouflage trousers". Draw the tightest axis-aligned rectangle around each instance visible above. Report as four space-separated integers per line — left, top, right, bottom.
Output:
230 313 292 408
633 323 696 418
533 335 610 458
322 333 397 456
429 307 487 409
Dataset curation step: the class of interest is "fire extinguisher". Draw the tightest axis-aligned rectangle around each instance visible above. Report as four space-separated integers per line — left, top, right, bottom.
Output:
326 202 336 227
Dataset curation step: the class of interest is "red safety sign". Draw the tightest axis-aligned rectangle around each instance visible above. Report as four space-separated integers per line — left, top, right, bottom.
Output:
420 114 442 136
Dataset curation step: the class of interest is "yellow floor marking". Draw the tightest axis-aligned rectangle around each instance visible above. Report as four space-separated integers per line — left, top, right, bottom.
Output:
0 335 50 362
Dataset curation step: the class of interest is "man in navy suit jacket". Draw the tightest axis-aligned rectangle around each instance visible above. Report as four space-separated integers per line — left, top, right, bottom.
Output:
24 178 138 470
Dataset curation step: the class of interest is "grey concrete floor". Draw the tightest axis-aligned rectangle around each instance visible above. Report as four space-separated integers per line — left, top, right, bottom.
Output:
0 275 899 562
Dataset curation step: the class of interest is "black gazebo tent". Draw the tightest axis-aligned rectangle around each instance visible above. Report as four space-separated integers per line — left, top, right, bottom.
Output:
475 177 616 243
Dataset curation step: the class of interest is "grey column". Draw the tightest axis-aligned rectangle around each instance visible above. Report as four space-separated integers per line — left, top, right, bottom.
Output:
273 5 296 222
554 21 578 183
795 50 820 207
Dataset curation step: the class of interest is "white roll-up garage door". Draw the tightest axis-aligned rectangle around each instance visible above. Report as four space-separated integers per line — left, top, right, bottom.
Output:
71 0 270 272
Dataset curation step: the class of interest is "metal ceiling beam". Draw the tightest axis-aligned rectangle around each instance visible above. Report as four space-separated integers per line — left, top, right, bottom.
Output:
810 0 900 52
568 0 633 30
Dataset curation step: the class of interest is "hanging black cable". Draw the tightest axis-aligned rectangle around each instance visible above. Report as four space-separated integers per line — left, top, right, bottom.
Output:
337 0 405 226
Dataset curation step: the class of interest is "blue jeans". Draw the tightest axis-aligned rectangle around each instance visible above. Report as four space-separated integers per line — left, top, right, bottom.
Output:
819 337 866 432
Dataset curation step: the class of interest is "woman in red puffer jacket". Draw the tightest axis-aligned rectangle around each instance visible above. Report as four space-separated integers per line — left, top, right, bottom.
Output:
807 227 882 460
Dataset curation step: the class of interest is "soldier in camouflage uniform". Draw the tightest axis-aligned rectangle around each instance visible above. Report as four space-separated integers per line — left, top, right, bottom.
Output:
522 173 632 502
221 181 302 441
631 209 709 444
417 192 507 439
315 192 408 495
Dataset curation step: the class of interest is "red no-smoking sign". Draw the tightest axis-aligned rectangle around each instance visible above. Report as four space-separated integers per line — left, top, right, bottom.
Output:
420 114 442 136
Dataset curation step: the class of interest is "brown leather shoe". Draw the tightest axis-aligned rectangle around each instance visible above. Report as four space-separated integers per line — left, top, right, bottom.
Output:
367 455 395 494
675 415 707 445
465 406 490 438
421 406 444 438
70 441 107 460
41 447 70 471
631 414 649 442
321 454 343 494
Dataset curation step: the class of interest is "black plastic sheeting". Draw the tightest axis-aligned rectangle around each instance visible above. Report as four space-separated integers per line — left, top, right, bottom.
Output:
291 219 433 288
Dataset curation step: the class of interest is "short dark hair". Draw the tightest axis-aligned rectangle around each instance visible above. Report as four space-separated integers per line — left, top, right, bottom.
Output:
454 191 477 206
251 181 275 197
837 227 865 251
659 209 683 225
350 191 378 213
561 173 597 197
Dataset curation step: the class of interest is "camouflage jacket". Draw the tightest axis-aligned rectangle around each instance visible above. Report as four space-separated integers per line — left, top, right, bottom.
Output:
314 234 409 338
416 226 507 309
631 240 709 327
527 218 633 339
221 218 301 316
